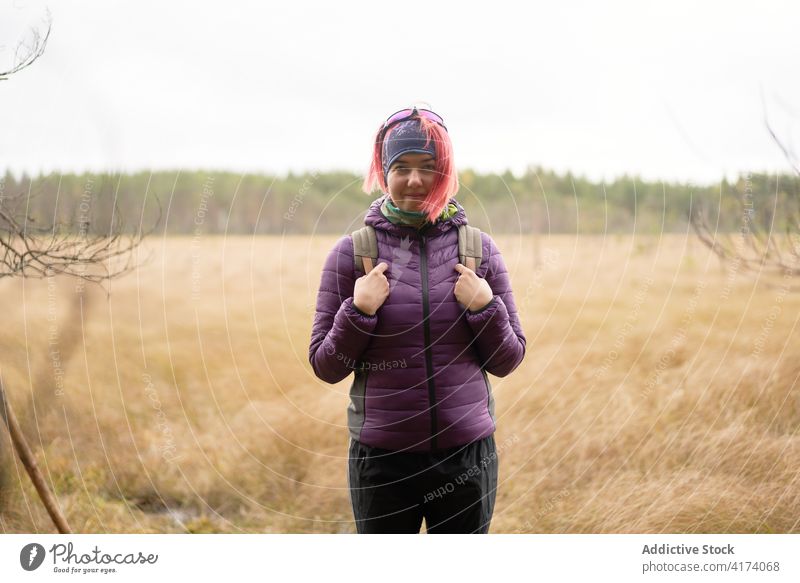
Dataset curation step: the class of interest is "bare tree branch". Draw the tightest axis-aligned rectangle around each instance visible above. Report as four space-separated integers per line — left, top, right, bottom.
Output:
765 116 800 176
0 184 160 288
0 10 51 81
690 109 800 287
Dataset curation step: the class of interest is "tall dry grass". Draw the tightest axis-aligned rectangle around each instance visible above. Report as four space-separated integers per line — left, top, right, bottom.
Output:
0 233 798 533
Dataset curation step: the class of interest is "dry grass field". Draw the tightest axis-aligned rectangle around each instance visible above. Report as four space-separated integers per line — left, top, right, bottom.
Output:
0 233 798 533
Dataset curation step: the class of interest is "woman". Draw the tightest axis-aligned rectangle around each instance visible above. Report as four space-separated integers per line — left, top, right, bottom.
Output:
309 106 526 533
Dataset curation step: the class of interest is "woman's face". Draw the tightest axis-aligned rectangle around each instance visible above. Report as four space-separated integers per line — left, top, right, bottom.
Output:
387 153 437 212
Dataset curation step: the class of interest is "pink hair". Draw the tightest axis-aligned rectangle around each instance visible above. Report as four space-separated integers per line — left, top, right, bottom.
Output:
362 115 459 223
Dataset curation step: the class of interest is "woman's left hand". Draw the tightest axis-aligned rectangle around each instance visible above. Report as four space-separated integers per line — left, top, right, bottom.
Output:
453 264 494 312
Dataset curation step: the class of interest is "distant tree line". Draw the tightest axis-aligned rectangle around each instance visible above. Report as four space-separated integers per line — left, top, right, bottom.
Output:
1 168 796 235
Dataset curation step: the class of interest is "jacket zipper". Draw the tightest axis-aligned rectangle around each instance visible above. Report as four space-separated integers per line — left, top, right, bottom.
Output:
419 230 439 450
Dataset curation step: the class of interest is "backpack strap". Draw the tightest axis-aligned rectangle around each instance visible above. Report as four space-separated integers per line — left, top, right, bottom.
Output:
352 224 482 275
352 226 378 274
458 225 483 272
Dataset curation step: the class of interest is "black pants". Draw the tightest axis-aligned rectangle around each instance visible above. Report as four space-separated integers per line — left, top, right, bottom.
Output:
348 435 498 534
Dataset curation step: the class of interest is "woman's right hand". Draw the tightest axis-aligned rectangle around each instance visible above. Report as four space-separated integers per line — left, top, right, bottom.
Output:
353 262 390 316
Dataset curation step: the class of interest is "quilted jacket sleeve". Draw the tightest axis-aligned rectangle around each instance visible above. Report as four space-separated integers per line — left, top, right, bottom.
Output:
309 235 378 384
464 234 527 377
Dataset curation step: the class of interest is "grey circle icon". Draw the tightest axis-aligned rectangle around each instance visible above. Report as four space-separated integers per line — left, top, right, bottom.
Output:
20 543 46 571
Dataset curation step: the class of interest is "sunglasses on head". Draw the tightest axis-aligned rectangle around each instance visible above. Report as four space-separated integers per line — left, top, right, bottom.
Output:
378 107 448 141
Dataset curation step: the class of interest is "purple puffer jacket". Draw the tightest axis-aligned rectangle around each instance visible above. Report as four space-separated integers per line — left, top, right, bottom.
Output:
309 195 526 452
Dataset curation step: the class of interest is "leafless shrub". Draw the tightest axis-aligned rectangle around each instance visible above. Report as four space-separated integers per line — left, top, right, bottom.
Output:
691 118 800 287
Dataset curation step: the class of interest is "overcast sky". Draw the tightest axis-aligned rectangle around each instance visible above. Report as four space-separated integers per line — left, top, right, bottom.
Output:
2 0 798 184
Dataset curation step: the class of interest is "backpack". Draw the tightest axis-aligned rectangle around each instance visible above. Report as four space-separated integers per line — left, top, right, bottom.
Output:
352 224 483 274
